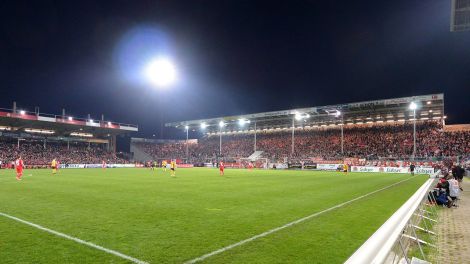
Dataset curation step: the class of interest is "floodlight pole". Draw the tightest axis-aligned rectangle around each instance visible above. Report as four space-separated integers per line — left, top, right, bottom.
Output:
291 117 295 156
254 121 257 152
341 117 344 155
186 127 189 160
219 127 222 156
412 109 416 160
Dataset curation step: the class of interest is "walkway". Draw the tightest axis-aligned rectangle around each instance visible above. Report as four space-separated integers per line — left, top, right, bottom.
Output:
436 178 470 264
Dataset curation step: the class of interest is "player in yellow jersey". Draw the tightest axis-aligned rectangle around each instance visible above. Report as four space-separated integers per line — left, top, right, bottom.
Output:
343 163 348 174
162 160 167 172
51 158 57 175
170 160 176 177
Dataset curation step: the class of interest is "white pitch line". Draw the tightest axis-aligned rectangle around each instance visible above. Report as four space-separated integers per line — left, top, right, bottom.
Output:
185 176 418 264
0 212 148 264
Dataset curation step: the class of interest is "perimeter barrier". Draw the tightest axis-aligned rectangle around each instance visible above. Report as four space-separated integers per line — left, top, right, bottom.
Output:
344 170 441 264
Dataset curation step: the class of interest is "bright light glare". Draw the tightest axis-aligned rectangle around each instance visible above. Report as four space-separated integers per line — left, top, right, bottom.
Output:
295 113 309 120
426 101 431 105
200 122 207 129
219 121 225 127
185 125 189 130
335 110 341 117
409 102 417 110
68 116 73 121
144 58 177 87
238 119 250 126
19 110 26 115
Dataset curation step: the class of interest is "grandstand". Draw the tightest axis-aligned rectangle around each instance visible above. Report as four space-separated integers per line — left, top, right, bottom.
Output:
130 93 469 166
0 104 138 167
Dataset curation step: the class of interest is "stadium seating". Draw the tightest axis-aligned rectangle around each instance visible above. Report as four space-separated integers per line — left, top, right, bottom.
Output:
134 121 470 162
0 140 128 168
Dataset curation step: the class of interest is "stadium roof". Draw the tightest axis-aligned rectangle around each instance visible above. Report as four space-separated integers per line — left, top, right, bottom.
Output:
0 107 138 138
166 93 445 133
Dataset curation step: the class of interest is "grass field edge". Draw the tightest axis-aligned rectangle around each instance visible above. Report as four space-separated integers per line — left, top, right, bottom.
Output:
184 175 423 264
0 212 149 264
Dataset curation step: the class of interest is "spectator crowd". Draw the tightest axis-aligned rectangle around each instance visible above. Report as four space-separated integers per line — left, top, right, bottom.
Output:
135 121 469 162
0 140 127 168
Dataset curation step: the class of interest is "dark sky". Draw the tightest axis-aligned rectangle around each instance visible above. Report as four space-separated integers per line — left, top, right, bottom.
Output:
0 0 469 138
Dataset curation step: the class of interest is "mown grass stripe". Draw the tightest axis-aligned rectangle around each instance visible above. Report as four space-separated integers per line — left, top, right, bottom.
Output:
0 212 149 264
184 175 418 264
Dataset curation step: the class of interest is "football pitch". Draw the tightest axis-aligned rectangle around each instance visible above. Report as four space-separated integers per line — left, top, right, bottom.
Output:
0 168 427 264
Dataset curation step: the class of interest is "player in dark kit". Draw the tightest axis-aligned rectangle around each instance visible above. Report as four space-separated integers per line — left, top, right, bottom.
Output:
410 163 415 176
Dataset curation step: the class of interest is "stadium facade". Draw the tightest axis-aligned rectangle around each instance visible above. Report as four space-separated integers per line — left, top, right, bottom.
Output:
0 103 138 152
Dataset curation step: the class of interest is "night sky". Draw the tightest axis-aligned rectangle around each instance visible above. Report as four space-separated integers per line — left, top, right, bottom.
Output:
0 0 469 138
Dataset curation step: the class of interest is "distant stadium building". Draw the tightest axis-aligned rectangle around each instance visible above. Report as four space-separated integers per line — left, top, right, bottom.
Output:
0 102 137 154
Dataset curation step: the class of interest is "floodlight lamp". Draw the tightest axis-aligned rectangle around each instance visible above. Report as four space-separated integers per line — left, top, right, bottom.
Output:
219 121 225 127
200 122 207 129
68 116 73 121
427 101 431 105
144 58 177 87
185 125 189 130
335 110 341 117
108 122 112 125
409 102 417 110
89 119 94 123
295 113 303 120
19 110 25 115
238 119 250 126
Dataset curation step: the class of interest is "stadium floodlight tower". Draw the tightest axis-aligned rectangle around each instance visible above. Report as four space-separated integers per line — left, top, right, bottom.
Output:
219 121 225 156
292 112 309 156
409 102 418 160
144 57 177 138
335 110 344 154
185 125 189 159
238 118 254 151
144 58 177 88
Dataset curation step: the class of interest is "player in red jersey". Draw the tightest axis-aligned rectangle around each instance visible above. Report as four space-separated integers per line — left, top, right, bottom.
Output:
248 162 254 171
15 156 24 181
102 160 106 170
219 161 224 176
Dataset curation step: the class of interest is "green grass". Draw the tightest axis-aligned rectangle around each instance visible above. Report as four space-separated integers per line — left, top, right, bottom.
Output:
0 168 427 264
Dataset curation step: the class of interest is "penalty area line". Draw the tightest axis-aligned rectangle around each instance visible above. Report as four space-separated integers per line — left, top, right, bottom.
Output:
184 175 418 264
0 212 148 264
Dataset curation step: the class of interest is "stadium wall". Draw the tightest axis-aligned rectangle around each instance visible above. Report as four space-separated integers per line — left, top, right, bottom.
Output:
130 143 153 162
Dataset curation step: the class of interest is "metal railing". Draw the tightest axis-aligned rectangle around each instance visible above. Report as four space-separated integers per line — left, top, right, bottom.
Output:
345 170 440 264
